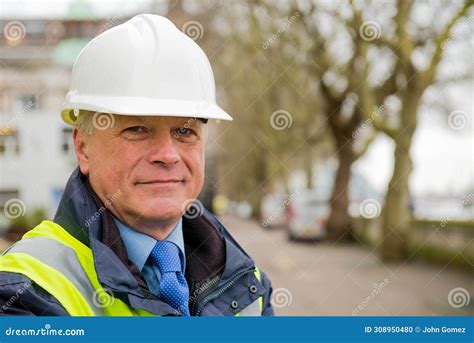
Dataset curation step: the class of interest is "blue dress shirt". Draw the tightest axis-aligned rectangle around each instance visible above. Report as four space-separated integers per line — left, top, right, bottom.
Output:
114 217 186 297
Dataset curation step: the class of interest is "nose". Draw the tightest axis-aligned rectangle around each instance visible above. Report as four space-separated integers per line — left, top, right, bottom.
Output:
147 131 181 166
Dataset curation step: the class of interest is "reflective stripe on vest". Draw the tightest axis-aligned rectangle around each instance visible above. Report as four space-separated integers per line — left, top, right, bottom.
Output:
2 237 101 315
0 220 152 316
234 267 263 317
0 220 264 316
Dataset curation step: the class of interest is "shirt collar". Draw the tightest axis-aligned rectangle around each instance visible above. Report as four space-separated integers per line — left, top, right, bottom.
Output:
114 217 185 272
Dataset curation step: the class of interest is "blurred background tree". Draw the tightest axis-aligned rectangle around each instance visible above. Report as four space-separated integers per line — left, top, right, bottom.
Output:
350 0 472 260
163 0 472 261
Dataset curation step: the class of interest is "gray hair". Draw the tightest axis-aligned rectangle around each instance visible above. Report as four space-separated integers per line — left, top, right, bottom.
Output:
74 110 98 135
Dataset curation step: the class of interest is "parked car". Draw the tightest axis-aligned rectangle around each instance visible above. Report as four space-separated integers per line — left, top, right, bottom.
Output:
260 194 291 229
287 190 329 241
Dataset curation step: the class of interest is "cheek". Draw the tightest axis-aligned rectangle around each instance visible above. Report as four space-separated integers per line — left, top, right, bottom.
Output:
185 148 205 191
89 140 138 185
89 143 114 171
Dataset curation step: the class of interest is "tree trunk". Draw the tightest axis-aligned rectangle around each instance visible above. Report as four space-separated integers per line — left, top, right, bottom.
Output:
381 89 419 260
381 141 413 260
304 148 314 190
326 137 356 242
250 148 268 220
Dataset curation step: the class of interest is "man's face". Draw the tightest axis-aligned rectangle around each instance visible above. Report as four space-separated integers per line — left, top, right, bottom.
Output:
74 114 205 229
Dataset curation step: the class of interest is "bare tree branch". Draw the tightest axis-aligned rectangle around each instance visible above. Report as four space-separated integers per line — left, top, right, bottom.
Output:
394 0 415 68
421 0 473 87
350 4 398 139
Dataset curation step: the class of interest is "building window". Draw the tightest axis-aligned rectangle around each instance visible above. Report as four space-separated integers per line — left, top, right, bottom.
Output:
0 189 20 210
14 94 37 113
25 21 46 40
61 127 73 153
0 128 20 155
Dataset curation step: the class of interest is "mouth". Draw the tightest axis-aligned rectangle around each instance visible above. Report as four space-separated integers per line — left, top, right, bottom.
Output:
136 179 185 185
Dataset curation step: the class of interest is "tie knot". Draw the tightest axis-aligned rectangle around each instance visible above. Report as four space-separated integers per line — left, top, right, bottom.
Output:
150 241 182 273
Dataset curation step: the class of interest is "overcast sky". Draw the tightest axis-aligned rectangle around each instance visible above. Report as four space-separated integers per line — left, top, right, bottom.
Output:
0 0 153 19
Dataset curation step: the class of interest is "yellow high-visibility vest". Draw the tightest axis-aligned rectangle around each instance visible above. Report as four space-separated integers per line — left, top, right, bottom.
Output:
0 221 263 316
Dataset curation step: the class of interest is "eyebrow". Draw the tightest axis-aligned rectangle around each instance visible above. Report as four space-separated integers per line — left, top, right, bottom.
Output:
175 118 204 126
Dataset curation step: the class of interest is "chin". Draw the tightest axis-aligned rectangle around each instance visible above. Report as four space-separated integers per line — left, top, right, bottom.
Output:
134 198 185 220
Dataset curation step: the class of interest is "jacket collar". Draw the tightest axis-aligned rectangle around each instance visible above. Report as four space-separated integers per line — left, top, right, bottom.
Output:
53 168 256 315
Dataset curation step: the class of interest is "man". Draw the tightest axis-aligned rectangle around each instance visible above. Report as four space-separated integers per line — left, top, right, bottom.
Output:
0 14 274 316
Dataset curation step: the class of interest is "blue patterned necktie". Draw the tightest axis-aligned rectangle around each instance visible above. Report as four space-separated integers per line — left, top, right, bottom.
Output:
150 240 190 316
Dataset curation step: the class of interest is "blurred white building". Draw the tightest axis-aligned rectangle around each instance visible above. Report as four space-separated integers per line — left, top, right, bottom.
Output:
0 2 130 225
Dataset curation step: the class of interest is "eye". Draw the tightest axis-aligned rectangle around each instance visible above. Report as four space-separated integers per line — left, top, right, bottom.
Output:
121 126 150 140
125 126 147 133
173 127 198 142
175 127 193 136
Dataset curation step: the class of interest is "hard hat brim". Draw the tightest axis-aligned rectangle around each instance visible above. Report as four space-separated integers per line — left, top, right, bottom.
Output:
61 94 233 125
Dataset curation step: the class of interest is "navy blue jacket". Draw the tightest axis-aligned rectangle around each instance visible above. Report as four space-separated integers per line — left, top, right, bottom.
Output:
0 169 274 316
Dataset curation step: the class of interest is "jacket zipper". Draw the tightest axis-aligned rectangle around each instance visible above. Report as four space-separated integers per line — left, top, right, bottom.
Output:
189 276 220 315
195 268 255 316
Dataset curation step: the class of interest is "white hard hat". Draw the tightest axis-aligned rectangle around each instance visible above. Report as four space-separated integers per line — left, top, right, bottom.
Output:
61 14 232 124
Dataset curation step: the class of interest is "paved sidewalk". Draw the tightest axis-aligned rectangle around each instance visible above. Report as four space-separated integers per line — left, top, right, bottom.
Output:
219 215 473 316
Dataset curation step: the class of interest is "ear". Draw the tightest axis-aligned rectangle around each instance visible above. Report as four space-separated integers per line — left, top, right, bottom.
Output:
73 128 90 175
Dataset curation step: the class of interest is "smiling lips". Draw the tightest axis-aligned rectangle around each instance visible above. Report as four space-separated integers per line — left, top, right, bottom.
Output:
136 179 184 185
